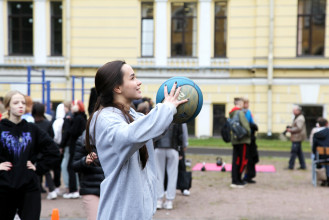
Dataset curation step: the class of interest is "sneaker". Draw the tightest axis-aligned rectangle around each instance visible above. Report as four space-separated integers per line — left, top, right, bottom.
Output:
163 200 173 210
297 167 307 170
63 191 80 199
230 182 246 189
182 189 190 196
157 199 163 209
244 179 256 184
55 187 62 196
47 191 57 200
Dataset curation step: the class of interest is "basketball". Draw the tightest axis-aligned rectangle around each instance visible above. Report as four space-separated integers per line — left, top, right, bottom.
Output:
156 77 203 124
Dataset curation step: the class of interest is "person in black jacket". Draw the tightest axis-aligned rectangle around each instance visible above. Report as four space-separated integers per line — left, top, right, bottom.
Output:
62 100 87 199
0 90 60 220
73 130 104 220
312 117 329 186
32 102 59 200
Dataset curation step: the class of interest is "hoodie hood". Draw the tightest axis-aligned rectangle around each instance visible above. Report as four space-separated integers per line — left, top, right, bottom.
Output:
229 106 241 114
55 104 65 119
0 118 27 128
314 127 329 140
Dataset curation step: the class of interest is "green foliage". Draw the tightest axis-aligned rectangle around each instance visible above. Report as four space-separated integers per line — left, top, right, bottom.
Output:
188 137 311 152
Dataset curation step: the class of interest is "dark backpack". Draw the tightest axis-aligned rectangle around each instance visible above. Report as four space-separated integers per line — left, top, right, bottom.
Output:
221 118 232 143
229 111 248 141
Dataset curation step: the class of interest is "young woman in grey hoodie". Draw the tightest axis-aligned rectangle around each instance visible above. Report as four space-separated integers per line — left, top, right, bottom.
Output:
85 61 187 220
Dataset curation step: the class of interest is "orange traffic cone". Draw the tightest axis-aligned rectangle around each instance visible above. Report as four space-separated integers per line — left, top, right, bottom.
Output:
51 208 59 220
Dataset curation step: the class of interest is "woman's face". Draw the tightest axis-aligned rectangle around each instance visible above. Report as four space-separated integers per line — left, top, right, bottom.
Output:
119 64 142 101
9 93 26 118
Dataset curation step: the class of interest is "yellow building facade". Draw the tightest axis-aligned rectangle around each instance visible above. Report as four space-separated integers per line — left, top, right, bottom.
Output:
0 0 329 137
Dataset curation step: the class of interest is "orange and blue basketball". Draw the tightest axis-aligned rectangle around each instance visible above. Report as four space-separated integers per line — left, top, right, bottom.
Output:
156 77 203 124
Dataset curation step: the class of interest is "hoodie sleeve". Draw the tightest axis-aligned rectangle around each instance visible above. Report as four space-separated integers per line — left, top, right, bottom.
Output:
33 125 61 175
95 102 176 165
73 131 90 172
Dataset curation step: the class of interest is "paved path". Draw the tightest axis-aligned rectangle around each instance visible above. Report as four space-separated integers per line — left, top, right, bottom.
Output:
187 147 311 158
40 147 311 220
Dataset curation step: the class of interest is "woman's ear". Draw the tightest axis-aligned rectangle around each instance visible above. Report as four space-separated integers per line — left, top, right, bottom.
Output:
113 86 122 94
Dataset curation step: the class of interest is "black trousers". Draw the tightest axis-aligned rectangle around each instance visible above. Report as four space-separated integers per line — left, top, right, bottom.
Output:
52 152 63 188
289 141 306 169
68 144 77 193
0 188 41 220
244 140 259 180
232 144 248 184
178 149 188 192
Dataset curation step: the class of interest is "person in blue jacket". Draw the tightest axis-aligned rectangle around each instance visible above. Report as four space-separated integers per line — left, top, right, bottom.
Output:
85 60 187 220
242 97 259 183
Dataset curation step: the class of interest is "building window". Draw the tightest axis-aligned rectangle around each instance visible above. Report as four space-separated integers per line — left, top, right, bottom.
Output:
8 1 33 55
171 3 197 57
297 0 326 56
214 1 227 57
51 1 62 56
141 2 154 57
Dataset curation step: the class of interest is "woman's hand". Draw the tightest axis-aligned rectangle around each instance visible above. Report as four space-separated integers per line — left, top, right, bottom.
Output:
163 82 188 108
86 152 98 165
27 161 36 171
0 162 12 171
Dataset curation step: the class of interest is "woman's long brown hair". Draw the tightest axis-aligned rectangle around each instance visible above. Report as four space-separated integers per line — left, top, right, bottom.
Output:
85 61 148 169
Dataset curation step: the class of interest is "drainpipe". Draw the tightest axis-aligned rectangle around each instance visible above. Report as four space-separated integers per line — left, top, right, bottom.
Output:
64 0 71 100
267 0 274 136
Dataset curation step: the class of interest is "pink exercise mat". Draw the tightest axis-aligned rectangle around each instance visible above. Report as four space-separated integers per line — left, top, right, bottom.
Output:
192 163 276 172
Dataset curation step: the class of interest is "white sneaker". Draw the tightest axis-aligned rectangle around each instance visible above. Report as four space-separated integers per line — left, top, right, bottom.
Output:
163 200 173 210
55 187 62 196
63 191 80 199
157 199 163 209
47 191 57 200
182 189 190 196
230 183 246 189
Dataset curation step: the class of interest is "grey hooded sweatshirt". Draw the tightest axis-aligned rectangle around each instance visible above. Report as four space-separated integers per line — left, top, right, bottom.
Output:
89 102 177 220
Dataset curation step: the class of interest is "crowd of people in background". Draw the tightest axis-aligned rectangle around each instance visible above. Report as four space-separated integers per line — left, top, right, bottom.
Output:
0 82 192 219
1 83 329 219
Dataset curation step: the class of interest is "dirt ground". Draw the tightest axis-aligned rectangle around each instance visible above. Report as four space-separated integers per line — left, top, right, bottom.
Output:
41 154 329 220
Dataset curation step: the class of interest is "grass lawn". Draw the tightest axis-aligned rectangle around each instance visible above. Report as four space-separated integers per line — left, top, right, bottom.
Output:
188 137 312 152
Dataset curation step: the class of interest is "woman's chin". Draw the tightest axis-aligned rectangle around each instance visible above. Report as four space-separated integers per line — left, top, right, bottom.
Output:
135 95 142 100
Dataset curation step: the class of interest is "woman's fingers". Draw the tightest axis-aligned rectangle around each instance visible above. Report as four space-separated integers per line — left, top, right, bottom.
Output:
164 85 168 98
26 161 36 171
164 82 178 99
177 98 189 105
0 162 12 171
162 82 189 107
169 82 177 97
